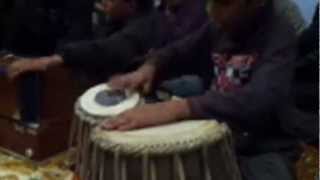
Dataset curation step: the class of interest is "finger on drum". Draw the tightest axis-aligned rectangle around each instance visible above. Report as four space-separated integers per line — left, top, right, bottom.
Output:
126 79 141 93
0 54 16 67
103 117 129 130
102 120 115 129
117 121 136 131
3 54 16 60
109 75 129 90
142 82 151 95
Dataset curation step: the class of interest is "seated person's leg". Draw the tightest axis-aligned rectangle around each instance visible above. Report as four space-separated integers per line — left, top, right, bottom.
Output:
239 153 296 180
19 73 41 128
161 76 205 97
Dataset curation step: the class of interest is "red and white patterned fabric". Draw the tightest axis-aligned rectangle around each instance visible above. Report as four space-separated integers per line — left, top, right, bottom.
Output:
211 53 257 93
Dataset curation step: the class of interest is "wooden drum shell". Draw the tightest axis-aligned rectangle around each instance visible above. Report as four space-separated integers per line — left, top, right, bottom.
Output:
90 133 242 180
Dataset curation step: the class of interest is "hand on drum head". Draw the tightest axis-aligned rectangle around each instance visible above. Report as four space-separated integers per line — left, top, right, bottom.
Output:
102 100 191 131
109 64 156 95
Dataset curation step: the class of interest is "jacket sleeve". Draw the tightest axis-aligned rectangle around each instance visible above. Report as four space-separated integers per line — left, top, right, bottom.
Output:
147 23 214 79
57 16 155 69
187 37 297 130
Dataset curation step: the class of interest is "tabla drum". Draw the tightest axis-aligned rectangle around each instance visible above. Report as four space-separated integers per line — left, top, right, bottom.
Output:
90 120 242 180
70 83 141 178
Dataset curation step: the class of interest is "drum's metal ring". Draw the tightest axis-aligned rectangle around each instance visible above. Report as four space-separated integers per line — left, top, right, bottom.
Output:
79 84 141 117
74 100 109 126
91 121 230 156
75 84 144 126
75 98 145 126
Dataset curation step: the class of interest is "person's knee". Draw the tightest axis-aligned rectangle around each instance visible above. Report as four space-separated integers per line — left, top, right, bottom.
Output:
239 153 296 180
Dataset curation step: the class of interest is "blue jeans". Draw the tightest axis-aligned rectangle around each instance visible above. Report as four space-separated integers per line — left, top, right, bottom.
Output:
239 153 296 180
18 73 41 124
161 76 205 98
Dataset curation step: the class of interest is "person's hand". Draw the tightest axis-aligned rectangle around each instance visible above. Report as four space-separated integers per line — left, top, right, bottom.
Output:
7 58 48 79
95 2 105 12
7 55 63 79
0 54 16 66
95 1 111 14
102 99 191 131
109 64 157 94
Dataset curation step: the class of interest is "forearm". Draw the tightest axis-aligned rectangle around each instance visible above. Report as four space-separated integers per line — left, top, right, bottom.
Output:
162 99 192 121
171 99 192 120
186 63 294 129
47 54 64 66
39 54 64 69
6 54 65 79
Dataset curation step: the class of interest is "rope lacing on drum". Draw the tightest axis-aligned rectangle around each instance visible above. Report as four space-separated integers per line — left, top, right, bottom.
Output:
80 126 90 180
174 154 186 180
224 130 242 180
99 149 105 180
114 149 120 180
69 115 77 148
150 159 157 180
92 144 98 180
121 158 127 180
76 121 84 174
202 146 212 180
142 153 149 180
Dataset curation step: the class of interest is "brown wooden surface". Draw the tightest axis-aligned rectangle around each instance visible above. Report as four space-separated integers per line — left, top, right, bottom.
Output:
0 77 18 119
0 67 77 161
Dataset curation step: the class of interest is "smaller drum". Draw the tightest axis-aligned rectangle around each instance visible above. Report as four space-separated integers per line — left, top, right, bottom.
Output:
70 83 141 179
90 120 242 180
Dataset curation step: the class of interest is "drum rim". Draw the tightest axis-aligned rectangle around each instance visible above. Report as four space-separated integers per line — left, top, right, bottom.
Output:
75 83 141 125
79 84 140 117
74 101 107 125
91 120 230 156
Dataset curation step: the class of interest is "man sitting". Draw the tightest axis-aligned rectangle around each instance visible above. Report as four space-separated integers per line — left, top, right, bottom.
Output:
5 0 207 82
103 0 301 179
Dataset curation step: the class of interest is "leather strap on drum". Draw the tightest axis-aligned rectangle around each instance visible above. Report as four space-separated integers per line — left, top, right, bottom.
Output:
174 154 186 180
202 146 212 180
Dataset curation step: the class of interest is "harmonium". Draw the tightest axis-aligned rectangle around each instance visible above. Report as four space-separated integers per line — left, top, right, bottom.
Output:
0 62 76 161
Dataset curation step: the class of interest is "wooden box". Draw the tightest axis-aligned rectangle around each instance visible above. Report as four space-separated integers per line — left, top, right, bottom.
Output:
0 67 76 161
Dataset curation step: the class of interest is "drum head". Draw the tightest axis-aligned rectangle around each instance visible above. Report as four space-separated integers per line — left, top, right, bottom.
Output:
79 84 140 118
92 120 229 155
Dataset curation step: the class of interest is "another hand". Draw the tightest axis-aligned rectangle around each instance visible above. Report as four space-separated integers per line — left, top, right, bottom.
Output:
95 2 105 12
95 1 111 14
7 55 63 79
0 54 16 66
109 64 156 94
102 99 191 131
8 58 48 79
